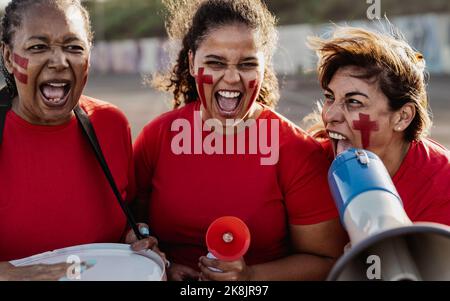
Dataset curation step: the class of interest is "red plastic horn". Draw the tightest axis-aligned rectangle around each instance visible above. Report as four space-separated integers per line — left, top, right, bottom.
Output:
206 216 251 261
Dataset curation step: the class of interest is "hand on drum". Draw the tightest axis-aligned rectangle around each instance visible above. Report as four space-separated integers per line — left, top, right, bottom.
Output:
0 261 93 281
124 223 168 266
198 256 253 281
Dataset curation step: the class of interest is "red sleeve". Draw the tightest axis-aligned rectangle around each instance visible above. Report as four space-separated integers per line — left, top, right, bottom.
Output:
417 197 450 226
83 97 137 204
278 131 339 225
125 123 137 202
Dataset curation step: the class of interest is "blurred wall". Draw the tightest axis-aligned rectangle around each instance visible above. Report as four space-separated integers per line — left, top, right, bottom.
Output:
90 13 450 76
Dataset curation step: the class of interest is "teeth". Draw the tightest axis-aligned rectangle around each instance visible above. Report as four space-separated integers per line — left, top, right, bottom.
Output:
48 83 67 87
329 132 347 140
218 91 241 98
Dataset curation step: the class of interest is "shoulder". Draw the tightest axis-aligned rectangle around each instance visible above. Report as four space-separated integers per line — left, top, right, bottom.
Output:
140 102 197 137
410 138 450 192
411 139 449 171
261 106 326 158
79 95 129 127
421 138 450 159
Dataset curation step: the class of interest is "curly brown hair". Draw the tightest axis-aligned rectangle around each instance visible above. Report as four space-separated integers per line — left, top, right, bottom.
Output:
154 0 280 109
307 25 432 142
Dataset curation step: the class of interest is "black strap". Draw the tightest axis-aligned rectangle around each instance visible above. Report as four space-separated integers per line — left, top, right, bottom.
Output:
74 105 146 241
0 86 12 146
0 94 143 240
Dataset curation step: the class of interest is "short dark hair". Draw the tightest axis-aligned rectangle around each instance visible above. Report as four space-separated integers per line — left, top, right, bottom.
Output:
1 0 93 97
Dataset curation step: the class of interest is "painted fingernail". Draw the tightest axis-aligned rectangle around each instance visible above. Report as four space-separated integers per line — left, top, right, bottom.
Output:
140 227 150 236
85 259 97 266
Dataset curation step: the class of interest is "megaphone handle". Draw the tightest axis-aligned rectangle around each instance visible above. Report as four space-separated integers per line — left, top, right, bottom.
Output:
206 252 223 272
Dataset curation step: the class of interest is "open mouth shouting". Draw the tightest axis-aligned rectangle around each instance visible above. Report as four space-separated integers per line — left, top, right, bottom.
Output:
328 131 353 156
214 90 244 118
39 80 72 108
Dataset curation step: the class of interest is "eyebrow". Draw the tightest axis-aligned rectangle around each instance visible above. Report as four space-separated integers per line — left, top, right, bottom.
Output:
27 35 83 44
345 92 369 99
205 55 226 61
28 36 50 43
324 88 368 99
63 36 83 43
204 55 258 62
324 88 334 94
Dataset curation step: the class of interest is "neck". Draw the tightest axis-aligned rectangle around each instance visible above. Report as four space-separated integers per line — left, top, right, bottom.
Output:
379 138 411 177
12 97 73 126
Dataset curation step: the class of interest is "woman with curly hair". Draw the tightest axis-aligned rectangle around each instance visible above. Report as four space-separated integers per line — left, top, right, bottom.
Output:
134 0 348 281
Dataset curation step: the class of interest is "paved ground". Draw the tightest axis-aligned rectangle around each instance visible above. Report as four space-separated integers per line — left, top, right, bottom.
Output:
84 73 450 148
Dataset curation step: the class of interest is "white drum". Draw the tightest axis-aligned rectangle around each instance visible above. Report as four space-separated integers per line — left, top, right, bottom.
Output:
10 243 166 281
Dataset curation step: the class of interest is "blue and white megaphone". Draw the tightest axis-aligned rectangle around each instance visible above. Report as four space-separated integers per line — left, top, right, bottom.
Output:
327 148 450 281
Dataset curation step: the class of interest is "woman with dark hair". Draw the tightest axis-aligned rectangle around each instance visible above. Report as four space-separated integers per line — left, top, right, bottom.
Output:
0 0 158 280
307 26 450 225
134 0 348 281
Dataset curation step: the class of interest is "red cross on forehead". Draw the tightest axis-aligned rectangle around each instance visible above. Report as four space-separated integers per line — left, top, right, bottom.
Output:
352 113 379 149
195 67 213 109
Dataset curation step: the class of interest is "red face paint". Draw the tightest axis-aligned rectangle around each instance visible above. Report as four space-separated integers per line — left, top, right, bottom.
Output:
352 113 379 149
13 53 29 69
12 53 29 85
195 67 213 109
246 80 259 112
13 68 28 84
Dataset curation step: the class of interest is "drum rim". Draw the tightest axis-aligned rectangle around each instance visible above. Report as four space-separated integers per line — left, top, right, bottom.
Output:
10 243 166 281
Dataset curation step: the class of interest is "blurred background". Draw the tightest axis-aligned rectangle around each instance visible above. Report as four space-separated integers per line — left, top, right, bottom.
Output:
1 0 449 147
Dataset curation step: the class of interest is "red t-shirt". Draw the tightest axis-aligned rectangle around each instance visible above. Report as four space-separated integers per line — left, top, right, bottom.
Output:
393 139 450 225
0 96 135 261
321 138 450 225
134 101 338 270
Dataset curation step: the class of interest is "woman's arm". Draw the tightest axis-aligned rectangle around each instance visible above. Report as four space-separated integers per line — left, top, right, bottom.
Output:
0 261 72 281
199 218 348 281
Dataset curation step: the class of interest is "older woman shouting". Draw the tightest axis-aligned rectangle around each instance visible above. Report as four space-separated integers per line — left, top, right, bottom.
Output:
0 0 158 280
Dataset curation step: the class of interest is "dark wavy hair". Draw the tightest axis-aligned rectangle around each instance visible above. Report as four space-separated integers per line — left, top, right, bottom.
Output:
154 0 280 109
0 0 93 97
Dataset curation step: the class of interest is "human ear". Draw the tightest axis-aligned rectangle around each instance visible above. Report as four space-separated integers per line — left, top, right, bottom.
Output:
1 43 14 74
394 103 416 132
188 49 195 77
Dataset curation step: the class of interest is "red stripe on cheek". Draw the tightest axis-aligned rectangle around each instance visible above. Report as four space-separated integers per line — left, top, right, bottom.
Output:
13 68 28 85
246 80 259 112
195 67 213 110
13 53 28 69
352 113 379 149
